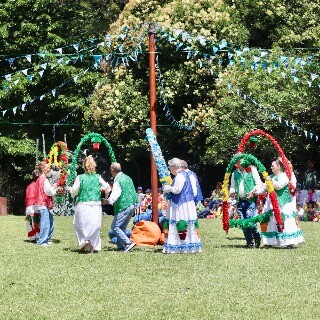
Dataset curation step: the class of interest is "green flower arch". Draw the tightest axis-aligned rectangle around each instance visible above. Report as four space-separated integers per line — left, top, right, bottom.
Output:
68 133 117 186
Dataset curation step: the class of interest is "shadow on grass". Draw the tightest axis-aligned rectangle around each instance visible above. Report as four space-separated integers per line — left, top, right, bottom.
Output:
62 247 96 254
102 245 163 253
215 244 250 249
226 237 244 240
23 238 61 244
50 239 61 244
23 240 37 244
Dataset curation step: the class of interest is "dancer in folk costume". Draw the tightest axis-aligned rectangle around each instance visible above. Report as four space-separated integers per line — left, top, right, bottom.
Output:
180 160 203 205
69 156 111 253
34 161 57 246
229 160 264 248
162 158 202 254
25 169 41 241
107 162 137 252
262 159 304 247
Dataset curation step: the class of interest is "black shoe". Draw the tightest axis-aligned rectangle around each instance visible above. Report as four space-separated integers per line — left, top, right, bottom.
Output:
244 243 254 248
255 237 261 248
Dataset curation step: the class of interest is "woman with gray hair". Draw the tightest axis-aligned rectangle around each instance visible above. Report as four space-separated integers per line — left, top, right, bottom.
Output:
162 158 202 253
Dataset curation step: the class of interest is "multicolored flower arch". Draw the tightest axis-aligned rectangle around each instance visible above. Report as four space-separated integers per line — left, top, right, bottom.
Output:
68 132 117 186
237 129 295 194
221 153 283 233
46 141 68 203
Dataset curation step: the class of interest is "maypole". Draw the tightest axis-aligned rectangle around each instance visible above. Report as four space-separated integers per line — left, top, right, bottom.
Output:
149 21 159 224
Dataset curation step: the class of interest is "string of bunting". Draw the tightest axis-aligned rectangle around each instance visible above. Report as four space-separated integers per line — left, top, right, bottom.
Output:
1 22 150 91
159 27 319 88
0 24 146 65
52 31 148 140
0 37 103 66
155 54 194 130
0 40 104 87
52 106 81 141
226 84 319 142
0 68 89 117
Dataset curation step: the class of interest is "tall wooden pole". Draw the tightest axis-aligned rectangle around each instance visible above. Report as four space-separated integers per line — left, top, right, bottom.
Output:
149 22 159 224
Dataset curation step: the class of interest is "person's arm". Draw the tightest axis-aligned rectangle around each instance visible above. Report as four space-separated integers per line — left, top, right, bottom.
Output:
272 172 289 190
250 165 264 195
229 172 235 195
44 179 57 196
69 176 80 198
107 181 121 205
99 176 111 194
189 174 197 197
163 172 186 194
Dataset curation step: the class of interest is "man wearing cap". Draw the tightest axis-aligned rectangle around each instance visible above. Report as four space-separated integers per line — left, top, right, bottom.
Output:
230 160 264 248
106 163 138 252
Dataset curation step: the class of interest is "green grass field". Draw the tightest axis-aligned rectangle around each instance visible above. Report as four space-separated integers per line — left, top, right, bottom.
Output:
0 216 318 320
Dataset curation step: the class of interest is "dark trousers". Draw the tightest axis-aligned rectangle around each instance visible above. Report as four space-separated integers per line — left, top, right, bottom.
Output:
237 199 260 246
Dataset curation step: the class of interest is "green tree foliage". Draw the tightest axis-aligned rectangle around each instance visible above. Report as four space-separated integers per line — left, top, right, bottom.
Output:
0 0 126 212
87 0 320 179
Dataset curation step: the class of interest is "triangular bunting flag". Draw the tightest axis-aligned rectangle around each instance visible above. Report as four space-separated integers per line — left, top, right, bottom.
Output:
40 63 47 69
40 94 45 101
212 46 219 54
13 107 17 115
38 70 44 77
21 103 26 111
21 69 28 75
5 74 12 82
73 43 79 52
311 73 318 81
219 40 227 49
93 55 102 64
7 58 15 66
56 48 63 54
27 75 34 82
280 56 287 63
51 89 56 97
26 55 32 63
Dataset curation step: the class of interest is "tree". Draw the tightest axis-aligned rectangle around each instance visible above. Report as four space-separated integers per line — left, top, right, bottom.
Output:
87 0 320 191
0 0 126 212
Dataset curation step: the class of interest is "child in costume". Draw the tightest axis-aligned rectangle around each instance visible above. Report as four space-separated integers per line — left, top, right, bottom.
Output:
25 170 40 241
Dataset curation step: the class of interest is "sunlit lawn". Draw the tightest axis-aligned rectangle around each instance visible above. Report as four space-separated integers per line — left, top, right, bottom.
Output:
0 215 318 320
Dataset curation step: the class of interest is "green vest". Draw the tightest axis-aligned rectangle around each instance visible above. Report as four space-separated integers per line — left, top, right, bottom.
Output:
77 173 101 203
234 170 256 193
234 170 256 202
271 174 292 207
114 173 138 215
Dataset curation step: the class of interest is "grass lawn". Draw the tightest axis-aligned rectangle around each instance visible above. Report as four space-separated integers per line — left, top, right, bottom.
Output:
0 215 318 320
